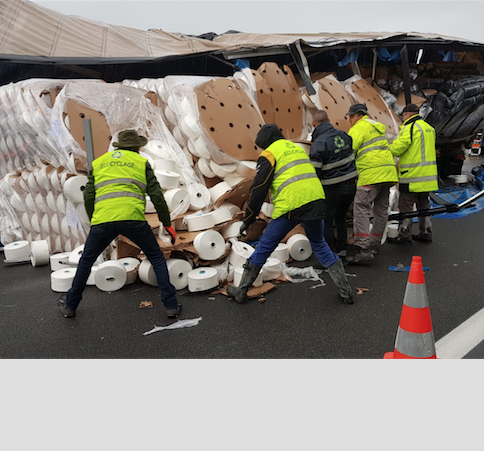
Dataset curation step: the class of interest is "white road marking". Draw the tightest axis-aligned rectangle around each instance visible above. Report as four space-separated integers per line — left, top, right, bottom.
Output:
435 307 484 358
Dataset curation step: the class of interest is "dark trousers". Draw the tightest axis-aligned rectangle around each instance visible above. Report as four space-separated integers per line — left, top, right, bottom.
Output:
248 216 339 269
66 221 177 311
323 179 356 253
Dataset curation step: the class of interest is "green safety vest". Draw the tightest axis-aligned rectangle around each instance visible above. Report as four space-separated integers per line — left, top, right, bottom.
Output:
390 116 439 193
266 139 325 219
91 150 148 225
348 116 398 187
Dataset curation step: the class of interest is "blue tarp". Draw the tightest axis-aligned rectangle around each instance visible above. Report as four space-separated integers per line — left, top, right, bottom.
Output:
430 183 484 219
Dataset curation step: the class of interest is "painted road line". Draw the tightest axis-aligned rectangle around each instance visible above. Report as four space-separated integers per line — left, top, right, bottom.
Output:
436 307 484 359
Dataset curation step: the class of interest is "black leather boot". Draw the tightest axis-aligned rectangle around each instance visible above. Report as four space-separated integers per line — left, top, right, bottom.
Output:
326 259 354 304
227 261 261 304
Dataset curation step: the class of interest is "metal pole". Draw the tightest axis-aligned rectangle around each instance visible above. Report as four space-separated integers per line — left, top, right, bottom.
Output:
400 45 412 106
83 118 95 171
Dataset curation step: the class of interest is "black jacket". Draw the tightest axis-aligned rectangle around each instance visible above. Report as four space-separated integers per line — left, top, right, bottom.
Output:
310 122 357 185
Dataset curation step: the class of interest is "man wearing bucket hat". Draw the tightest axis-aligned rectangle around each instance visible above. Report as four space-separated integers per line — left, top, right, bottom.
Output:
57 129 182 320
388 103 439 244
345 103 398 264
227 123 354 306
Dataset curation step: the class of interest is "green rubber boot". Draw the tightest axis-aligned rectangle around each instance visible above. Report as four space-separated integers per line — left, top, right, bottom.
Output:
327 259 354 304
227 261 261 304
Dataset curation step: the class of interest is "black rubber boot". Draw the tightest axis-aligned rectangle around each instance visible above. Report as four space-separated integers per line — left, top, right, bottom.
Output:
227 261 261 304
326 259 354 304
57 294 76 318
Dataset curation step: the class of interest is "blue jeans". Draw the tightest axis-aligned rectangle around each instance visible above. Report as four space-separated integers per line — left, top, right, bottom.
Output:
248 217 339 269
65 221 178 311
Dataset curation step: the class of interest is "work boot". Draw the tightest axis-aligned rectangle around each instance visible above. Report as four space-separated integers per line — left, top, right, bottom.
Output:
57 294 76 318
166 304 183 319
345 247 374 265
412 234 432 243
226 261 261 304
326 259 354 304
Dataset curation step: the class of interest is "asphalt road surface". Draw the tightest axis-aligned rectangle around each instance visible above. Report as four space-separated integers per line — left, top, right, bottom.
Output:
1 199 484 359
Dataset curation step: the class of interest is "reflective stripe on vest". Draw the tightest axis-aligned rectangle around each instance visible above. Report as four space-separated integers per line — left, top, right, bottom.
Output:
274 159 310 179
95 178 147 191
272 172 319 201
356 144 390 159
320 154 355 171
320 170 358 185
95 191 145 204
398 175 439 184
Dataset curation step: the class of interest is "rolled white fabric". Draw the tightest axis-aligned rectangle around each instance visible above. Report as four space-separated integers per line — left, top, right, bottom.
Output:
155 170 180 190
139 151 155 170
94 261 127 292
387 223 399 239
10 191 25 212
117 257 141 284
188 184 211 210
153 158 176 173
234 266 263 287
164 188 190 215
211 207 233 225
209 181 232 204
286 234 312 261
30 213 41 233
50 213 60 234
63 175 88 204
56 194 66 215
219 202 241 217
145 195 156 214
194 136 212 159
224 174 245 187
51 268 77 292
25 193 36 213
186 212 215 232
21 211 30 230
220 221 243 239
35 192 47 213
50 252 73 271
228 242 254 267
187 267 219 292
193 230 226 261
166 258 193 290
30 240 50 267
4 240 30 261
138 258 158 286
46 191 56 212
269 243 290 262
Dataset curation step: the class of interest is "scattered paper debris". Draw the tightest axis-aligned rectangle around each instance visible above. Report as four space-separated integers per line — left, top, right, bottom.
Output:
453 264 459 267
143 317 203 335
208 297 216 301
139 301 153 309
356 287 369 295
258 297 266 303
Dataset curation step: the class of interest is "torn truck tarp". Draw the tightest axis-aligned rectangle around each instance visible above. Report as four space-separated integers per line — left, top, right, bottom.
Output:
143 317 203 335
284 266 326 288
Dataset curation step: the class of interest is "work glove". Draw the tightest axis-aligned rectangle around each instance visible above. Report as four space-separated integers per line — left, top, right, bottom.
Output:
165 226 176 245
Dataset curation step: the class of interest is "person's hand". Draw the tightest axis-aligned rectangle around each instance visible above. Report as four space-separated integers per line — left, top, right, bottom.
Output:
240 222 249 236
165 226 176 245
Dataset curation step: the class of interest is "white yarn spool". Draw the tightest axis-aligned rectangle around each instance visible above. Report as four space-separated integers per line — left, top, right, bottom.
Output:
228 242 254 267
194 136 212 159
211 207 233 225
209 181 232 204
25 193 36 213
63 175 88 204
209 161 237 179
139 151 155 170
262 258 282 281
56 194 66 215
387 223 399 239
51 268 77 292
30 213 41 233
86 266 100 285
21 212 30 230
153 158 176 173
188 184 211 210
50 213 60 234
186 212 215 232
68 245 84 265
219 202 241 217
9 191 25 212
46 191 56 212
233 266 263 288
197 158 216 178
41 213 51 234
138 259 158 286
163 188 190 215
187 267 219 292
172 126 186 147
117 257 141 284
155 170 180 190
261 202 274 218
220 221 243 239
166 258 193 290
193 230 226 261
30 240 50 267
4 240 30 261
236 160 257 178
286 234 312 261
35 192 47 213
181 115 200 140
145 195 156 214
50 170 62 192
224 174 245 187
270 243 290 262
50 252 72 271
94 261 127 292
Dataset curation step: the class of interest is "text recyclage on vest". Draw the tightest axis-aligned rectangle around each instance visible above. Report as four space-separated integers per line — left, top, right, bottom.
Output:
100 161 135 169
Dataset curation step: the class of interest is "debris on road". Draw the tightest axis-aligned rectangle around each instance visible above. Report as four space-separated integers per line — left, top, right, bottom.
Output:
143 317 203 335
138 301 153 309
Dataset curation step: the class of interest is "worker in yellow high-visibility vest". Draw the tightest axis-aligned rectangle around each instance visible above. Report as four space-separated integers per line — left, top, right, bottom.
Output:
388 103 439 244
57 130 181 320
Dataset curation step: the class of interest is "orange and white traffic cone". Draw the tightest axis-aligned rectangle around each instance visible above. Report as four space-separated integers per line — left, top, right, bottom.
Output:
384 256 437 359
